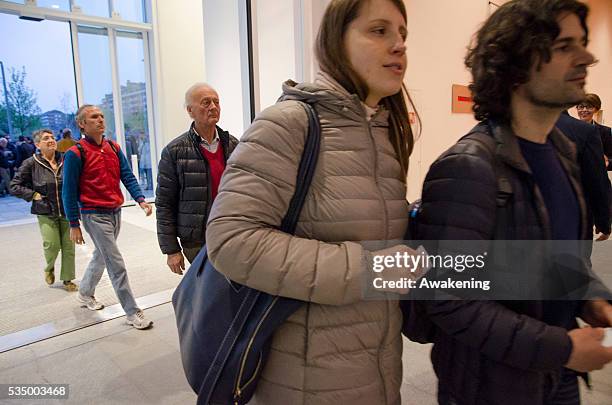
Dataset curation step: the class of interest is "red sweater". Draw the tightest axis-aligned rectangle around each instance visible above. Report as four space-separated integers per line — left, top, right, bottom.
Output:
199 144 226 201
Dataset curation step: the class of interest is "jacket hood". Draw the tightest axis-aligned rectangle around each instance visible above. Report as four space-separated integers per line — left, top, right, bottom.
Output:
279 72 389 126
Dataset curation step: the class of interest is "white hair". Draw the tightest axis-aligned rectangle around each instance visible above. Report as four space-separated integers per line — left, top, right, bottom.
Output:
184 82 216 108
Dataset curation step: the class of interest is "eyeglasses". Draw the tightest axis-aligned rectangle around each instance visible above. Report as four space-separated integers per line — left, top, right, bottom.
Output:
200 98 220 108
576 104 595 110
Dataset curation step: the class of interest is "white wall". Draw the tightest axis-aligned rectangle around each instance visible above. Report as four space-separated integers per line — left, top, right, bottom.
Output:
255 0 296 111
403 0 488 201
584 0 612 125
202 0 247 138
150 0 611 184
403 0 612 200
151 0 205 150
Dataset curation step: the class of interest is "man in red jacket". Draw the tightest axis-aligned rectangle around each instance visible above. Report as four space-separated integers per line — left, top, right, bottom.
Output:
63 104 154 330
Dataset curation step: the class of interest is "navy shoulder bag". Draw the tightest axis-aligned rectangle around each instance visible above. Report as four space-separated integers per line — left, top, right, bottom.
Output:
172 102 320 405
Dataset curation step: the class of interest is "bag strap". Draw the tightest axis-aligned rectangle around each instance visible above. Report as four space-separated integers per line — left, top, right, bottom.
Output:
75 142 87 169
279 102 321 234
463 128 514 239
75 139 120 168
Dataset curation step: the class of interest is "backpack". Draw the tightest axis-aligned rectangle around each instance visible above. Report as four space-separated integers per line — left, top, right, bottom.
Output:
402 124 513 344
172 102 320 405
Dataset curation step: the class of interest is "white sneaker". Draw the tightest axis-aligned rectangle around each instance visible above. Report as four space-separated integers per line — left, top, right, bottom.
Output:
76 293 104 310
126 310 153 330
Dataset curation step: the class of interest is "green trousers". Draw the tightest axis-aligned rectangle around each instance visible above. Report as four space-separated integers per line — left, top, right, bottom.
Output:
37 215 76 281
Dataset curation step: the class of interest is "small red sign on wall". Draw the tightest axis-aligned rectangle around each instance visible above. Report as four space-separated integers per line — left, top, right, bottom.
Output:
452 84 474 114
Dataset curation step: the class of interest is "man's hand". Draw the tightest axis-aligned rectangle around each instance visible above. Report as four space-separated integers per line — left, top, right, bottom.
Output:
139 201 153 216
167 252 186 275
595 231 610 241
565 327 612 372
581 299 612 327
70 227 85 244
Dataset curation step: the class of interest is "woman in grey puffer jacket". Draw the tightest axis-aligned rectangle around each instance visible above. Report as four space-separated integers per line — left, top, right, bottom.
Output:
206 0 422 404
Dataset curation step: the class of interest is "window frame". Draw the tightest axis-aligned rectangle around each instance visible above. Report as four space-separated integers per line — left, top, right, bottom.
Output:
0 0 158 201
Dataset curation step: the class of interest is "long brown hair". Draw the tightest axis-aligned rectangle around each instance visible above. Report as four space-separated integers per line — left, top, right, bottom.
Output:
315 0 419 178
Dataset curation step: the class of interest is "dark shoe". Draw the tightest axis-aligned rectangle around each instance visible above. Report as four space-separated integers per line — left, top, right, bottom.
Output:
63 280 78 292
45 272 55 285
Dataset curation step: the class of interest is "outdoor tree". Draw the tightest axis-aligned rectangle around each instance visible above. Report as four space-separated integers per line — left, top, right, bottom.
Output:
0 67 41 137
59 91 78 134
0 103 8 135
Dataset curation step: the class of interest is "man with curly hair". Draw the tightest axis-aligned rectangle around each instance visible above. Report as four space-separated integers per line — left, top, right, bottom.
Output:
410 1 612 404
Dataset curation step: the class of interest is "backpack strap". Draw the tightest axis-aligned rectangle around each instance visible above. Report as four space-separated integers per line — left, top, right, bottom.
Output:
462 128 514 239
107 139 119 154
75 142 86 167
74 139 120 168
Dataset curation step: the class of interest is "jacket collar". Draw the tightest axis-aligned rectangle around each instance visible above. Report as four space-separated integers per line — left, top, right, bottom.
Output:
487 119 587 239
489 120 577 175
280 72 389 126
81 134 106 147
33 150 63 171
189 123 229 143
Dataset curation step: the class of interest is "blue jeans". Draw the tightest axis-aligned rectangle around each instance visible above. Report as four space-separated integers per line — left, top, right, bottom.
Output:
80 210 139 316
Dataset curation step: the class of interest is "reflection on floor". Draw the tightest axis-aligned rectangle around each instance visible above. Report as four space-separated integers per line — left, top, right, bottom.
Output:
0 206 178 336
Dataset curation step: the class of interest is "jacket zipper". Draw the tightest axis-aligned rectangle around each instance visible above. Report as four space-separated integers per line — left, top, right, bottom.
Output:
34 156 63 217
365 120 389 240
233 296 279 404
365 116 391 405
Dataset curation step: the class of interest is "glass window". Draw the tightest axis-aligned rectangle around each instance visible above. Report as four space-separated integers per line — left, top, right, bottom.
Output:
36 0 70 12
77 25 116 140
0 13 78 140
116 30 152 197
113 0 146 23
74 0 110 18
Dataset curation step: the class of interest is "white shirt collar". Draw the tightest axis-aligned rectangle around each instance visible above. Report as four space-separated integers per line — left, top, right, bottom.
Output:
193 126 219 145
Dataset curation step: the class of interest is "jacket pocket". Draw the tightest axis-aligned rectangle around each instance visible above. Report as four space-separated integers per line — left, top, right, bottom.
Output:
32 198 52 215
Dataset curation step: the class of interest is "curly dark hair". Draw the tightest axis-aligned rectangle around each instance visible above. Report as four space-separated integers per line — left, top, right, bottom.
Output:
465 0 589 123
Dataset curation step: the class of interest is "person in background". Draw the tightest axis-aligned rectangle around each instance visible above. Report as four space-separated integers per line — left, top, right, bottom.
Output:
10 129 77 291
56 128 77 153
0 138 13 196
155 83 238 273
557 111 611 247
62 104 154 330
576 93 612 170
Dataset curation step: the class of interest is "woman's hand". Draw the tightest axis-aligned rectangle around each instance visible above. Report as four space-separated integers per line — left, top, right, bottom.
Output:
369 245 428 294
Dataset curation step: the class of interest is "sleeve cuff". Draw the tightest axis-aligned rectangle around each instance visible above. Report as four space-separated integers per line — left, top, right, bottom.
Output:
136 196 145 203
69 220 80 228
